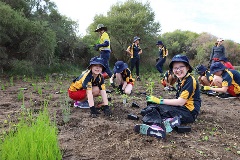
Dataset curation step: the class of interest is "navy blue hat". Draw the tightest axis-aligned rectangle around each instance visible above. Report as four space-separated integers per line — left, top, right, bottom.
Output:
156 41 163 45
88 56 106 72
169 54 193 73
195 64 207 75
219 57 228 62
113 61 128 73
133 36 140 42
210 62 226 74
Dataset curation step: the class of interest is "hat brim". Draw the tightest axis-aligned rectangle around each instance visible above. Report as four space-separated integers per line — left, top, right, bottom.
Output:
169 59 193 73
133 38 140 42
88 62 106 72
94 27 107 32
210 67 225 74
114 63 128 73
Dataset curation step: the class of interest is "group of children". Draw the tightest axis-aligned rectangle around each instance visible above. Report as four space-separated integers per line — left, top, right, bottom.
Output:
68 26 240 139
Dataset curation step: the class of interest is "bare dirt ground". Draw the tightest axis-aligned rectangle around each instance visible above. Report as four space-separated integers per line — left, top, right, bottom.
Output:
0 74 240 160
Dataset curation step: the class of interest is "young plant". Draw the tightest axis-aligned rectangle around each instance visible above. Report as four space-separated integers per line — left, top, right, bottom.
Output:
146 78 155 96
0 106 62 159
60 93 71 123
17 90 24 101
10 76 14 86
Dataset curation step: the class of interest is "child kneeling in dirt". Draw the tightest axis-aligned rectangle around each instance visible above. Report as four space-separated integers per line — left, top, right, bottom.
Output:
203 62 240 99
110 61 134 95
68 56 111 117
195 64 214 95
161 70 177 91
134 54 201 139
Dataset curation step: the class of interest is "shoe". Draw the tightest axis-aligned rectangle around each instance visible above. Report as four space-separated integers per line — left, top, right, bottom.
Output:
74 101 81 108
163 116 181 133
164 86 170 91
74 101 90 108
206 90 217 96
136 77 141 81
134 124 166 139
216 93 237 99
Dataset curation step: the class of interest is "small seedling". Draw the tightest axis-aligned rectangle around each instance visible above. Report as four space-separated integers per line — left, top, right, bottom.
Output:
10 76 14 86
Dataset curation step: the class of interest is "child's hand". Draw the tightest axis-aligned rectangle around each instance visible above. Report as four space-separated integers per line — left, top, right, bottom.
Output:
146 96 162 104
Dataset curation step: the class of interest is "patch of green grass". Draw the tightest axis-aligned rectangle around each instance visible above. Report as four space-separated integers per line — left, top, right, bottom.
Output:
0 107 62 159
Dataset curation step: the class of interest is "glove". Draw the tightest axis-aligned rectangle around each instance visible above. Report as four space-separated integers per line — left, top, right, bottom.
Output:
117 85 124 94
90 106 100 118
156 57 160 62
93 44 99 51
103 105 112 116
146 96 164 104
203 86 211 91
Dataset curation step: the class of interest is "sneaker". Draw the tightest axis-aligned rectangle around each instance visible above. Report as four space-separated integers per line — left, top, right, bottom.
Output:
164 86 170 91
74 101 81 108
74 101 90 108
216 93 237 99
136 77 141 81
206 90 217 96
79 101 90 108
163 116 181 133
134 124 166 139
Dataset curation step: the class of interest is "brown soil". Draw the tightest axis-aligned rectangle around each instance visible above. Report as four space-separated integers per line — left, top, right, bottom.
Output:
0 75 240 160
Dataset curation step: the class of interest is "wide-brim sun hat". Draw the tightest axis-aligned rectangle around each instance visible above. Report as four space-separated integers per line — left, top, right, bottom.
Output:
156 41 163 45
94 24 107 32
133 36 140 42
87 56 106 72
210 62 226 74
113 61 128 73
195 64 207 75
169 54 193 73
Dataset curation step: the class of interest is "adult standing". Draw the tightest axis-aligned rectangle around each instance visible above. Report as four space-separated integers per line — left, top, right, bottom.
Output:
155 41 168 77
94 24 113 79
209 38 225 65
126 36 142 81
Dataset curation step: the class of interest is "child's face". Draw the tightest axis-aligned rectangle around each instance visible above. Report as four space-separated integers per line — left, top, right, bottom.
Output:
214 70 223 76
91 64 103 75
172 62 189 79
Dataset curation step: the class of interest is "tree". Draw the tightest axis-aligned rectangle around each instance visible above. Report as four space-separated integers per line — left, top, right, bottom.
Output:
85 0 161 63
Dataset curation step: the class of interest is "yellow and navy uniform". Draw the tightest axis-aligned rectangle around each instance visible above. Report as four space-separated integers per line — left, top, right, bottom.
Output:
221 69 240 95
69 70 106 91
159 47 168 58
113 68 135 85
99 32 110 51
204 70 213 82
127 43 142 58
176 73 201 112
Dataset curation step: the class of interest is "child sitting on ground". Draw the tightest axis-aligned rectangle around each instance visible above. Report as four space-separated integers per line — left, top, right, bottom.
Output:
68 56 111 117
110 61 134 95
134 54 201 139
161 70 177 91
203 62 240 99
195 64 215 95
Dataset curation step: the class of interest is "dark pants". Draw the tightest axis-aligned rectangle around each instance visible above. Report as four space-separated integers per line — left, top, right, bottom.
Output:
156 57 166 73
100 50 113 77
141 104 198 125
130 58 140 76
